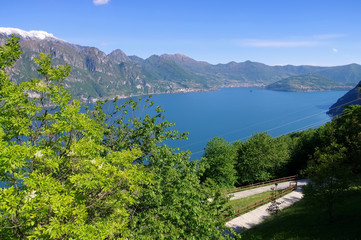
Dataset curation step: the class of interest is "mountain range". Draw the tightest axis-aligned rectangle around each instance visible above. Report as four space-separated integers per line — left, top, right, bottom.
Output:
1 27 361 102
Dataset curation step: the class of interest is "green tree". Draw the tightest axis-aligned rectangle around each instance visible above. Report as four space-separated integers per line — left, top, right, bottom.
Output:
303 105 361 222
93 101 232 238
234 132 291 185
200 137 237 188
0 36 231 239
0 36 149 239
303 142 350 223
93 95 188 161
333 105 361 173
129 147 232 239
90 86 232 239
286 129 317 175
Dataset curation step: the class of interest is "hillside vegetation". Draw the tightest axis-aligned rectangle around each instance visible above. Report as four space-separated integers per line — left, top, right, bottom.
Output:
0 36 232 239
327 81 361 116
1 36 361 239
242 183 361 239
266 74 353 92
200 90 361 238
1 31 361 100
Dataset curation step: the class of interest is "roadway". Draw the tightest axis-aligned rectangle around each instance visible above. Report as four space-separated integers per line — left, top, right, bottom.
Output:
225 179 309 233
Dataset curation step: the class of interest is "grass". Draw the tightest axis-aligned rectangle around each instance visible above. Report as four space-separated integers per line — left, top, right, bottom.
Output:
241 185 361 240
228 191 274 210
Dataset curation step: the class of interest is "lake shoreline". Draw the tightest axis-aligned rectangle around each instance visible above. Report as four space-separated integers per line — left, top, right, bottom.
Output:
84 81 349 104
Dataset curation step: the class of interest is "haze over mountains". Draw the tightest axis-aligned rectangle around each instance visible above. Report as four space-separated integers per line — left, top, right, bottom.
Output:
1 27 360 101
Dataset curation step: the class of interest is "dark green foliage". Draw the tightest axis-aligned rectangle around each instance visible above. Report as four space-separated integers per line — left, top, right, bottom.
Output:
200 137 238 188
302 105 361 222
303 141 350 222
334 105 361 172
234 133 292 185
199 133 298 188
286 129 318 176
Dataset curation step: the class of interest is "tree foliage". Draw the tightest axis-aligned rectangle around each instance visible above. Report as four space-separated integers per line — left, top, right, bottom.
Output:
285 129 318 176
129 147 231 239
0 36 231 239
93 96 188 161
303 105 361 222
234 133 292 185
200 137 237 188
0 36 151 239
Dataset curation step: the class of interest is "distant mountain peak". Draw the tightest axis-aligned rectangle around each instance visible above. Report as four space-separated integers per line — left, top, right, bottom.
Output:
0 27 61 41
161 53 188 58
160 53 210 67
108 49 130 63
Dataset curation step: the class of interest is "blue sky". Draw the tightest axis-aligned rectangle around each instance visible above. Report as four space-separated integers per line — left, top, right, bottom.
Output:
1 0 361 66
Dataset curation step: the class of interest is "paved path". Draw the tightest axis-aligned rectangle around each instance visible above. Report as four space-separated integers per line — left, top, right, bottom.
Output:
229 180 297 201
225 179 309 233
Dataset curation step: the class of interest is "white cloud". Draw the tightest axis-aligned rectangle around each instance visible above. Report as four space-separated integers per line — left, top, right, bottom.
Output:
236 39 320 48
93 0 110 5
333 48 339 53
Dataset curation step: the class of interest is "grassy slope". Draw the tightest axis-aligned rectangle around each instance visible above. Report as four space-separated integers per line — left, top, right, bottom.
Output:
241 186 361 240
228 191 273 210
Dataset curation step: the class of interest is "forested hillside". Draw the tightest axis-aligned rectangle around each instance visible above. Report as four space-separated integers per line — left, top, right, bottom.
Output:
266 74 353 91
1 36 361 239
1 28 361 101
328 81 361 116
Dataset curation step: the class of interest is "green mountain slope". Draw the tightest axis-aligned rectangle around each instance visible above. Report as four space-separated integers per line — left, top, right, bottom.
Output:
265 74 353 92
316 64 361 84
328 81 361 116
2 30 361 101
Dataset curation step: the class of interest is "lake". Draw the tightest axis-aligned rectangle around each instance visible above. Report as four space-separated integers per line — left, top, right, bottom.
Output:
0 87 347 188
143 87 346 160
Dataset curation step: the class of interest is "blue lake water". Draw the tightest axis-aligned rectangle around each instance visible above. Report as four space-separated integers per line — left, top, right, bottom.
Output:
145 87 346 160
0 87 347 188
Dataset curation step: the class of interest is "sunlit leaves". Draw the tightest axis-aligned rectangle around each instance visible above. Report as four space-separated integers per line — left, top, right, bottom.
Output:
129 146 231 239
0 35 22 70
0 36 148 239
0 36 229 239
201 137 237 188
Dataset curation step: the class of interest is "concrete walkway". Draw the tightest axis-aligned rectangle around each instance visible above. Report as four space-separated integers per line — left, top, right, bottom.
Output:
229 180 297 201
225 179 309 233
